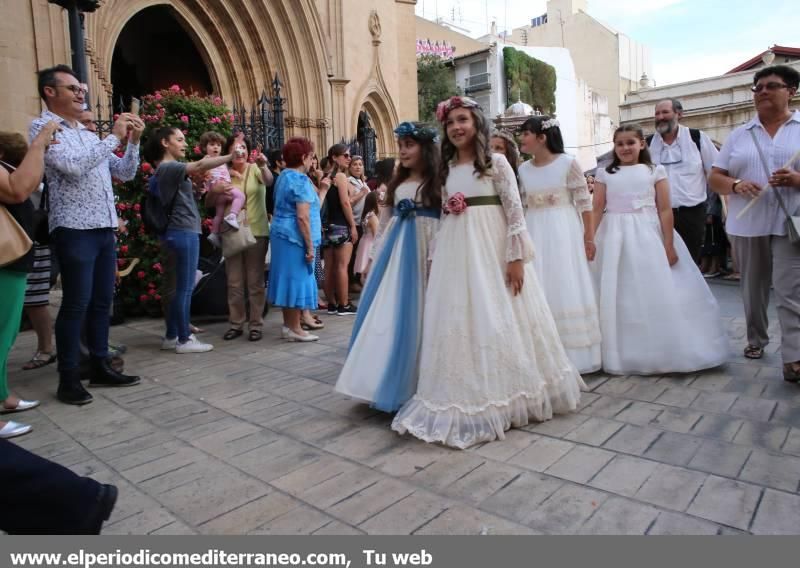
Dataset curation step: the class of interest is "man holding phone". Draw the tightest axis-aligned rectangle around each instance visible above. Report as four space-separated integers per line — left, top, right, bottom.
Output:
30 64 145 405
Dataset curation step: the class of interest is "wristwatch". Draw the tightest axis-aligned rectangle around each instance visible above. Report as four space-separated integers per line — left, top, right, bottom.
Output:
731 179 743 193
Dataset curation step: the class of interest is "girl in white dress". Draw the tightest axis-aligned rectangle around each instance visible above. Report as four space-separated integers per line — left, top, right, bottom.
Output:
392 97 585 449
591 125 728 375
518 116 602 373
334 123 441 412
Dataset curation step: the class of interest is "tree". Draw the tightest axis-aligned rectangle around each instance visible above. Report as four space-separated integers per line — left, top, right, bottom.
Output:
503 47 556 115
417 55 460 123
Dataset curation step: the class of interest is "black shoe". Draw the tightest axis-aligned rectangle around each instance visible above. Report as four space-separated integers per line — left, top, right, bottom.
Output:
327 304 337 315
57 373 94 405
79 483 118 534
337 303 358 316
88 357 140 388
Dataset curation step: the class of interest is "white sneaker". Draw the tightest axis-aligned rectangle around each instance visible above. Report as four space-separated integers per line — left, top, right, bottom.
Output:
224 213 240 230
161 337 178 350
207 233 222 248
175 336 214 354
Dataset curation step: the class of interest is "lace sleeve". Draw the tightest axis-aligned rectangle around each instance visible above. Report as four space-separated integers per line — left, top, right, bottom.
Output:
493 154 535 263
369 203 394 261
567 157 592 213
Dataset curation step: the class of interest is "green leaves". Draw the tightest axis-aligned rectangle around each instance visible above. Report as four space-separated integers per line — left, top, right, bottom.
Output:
417 55 461 123
502 47 556 115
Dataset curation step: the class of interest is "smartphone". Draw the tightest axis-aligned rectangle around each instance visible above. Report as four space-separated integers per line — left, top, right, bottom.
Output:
130 97 141 115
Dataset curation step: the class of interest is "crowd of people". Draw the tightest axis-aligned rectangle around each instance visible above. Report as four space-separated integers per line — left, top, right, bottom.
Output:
0 62 799 529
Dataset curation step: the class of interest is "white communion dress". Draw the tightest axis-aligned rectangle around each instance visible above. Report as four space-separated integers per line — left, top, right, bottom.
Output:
392 154 586 449
520 154 602 373
592 164 728 375
334 181 440 412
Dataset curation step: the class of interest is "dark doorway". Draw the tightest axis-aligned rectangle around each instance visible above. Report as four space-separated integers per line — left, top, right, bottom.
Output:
111 5 213 108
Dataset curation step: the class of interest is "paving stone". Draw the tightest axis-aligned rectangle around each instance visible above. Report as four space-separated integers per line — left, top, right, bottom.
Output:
411 452 487 492
691 372 733 392
771 402 800 428
593 377 636 396
739 450 800 492
733 421 790 452
292 468 383 510
655 387 701 408
359 492 451 535
479 472 563 524
613 401 664 426
524 484 608 534
623 383 668 403
721 378 768 398
582 396 632 418
588 455 659 497
635 464 707 511
312 521 365 535
563 417 624 446
729 397 778 422
545 445 615 484
373 442 450 478
687 440 752 477
690 414 744 442
442 461 522 505
523 413 589 438
751 489 800 535
327 478 416 525
414 506 537 535
603 424 662 455
577 497 660 535
691 391 738 414
781 428 800 456
647 511 722 535
686 475 761 531
471 429 540 461
644 432 704 466
508 437 575 472
199 492 301 534
270 455 360 496
103 507 181 536
250 505 335 535
650 407 704 434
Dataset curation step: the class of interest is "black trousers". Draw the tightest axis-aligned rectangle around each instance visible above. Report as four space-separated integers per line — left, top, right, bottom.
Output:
0 439 103 534
673 203 706 264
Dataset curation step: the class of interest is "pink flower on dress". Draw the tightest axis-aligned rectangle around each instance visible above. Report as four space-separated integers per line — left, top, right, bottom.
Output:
180 115 189 123
445 192 468 215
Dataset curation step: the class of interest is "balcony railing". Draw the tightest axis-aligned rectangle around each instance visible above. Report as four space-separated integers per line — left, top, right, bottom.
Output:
464 73 491 93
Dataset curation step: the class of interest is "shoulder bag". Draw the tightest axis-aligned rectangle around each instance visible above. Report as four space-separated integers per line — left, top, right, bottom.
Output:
221 164 257 257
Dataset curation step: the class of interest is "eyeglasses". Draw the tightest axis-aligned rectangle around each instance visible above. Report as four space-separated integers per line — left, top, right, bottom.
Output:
751 82 788 93
55 84 88 95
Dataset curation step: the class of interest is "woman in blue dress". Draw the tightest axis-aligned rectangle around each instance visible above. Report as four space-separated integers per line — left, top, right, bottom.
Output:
267 137 323 342
334 122 441 412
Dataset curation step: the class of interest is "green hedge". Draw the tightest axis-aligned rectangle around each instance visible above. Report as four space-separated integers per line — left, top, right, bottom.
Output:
503 47 556 115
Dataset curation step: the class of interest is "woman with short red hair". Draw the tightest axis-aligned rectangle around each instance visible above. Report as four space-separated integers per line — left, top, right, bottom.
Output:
267 137 323 342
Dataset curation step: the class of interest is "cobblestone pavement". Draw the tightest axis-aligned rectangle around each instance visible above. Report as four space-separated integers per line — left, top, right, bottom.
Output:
7 282 800 535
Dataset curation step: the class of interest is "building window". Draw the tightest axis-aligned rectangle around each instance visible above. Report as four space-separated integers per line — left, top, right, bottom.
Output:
465 59 491 94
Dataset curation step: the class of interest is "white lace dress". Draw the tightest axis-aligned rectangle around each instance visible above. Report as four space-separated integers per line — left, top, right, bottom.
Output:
392 154 585 449
593 164 729 374
520 154 602 373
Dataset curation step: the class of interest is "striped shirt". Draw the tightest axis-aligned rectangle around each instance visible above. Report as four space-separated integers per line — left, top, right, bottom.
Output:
714 110 800 237
29 110 140 232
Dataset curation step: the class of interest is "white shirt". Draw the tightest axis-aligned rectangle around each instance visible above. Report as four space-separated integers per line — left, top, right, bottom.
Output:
649 125 718 208
29 110 140 232
714 110 800 237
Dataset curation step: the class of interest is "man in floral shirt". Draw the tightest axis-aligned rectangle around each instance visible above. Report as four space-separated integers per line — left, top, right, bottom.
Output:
29 65 145 405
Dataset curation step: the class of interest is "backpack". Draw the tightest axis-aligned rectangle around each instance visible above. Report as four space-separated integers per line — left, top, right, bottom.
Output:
647 128 703 164
141 173 179 235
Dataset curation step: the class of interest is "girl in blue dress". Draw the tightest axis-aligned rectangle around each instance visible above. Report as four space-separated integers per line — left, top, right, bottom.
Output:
334 122 441 411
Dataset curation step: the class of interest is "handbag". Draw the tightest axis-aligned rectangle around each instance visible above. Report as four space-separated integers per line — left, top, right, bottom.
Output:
0 203 33 268
220 165 257 257
747 129 800 245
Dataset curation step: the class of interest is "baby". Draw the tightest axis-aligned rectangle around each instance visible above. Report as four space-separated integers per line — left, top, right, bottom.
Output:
199 131 244 248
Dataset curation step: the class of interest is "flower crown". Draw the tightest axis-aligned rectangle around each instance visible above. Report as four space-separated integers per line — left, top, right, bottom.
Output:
394 121 439 142
435 96 482 124
541 117 560 130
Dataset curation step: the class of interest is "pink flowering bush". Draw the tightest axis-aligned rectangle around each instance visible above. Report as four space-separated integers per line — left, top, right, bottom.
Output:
113 85 233 316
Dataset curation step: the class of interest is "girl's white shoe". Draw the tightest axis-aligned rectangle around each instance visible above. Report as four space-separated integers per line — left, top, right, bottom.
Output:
285 329 319 342
224 213 240 230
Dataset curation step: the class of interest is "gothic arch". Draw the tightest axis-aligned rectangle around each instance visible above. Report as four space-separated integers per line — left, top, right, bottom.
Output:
83 0 332 147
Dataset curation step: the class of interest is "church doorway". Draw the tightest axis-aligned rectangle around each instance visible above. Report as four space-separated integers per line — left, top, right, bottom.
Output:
110 5 213 107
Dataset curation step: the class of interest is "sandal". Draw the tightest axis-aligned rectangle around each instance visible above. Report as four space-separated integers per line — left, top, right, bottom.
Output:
189 324 205 334
248 330 262 342
223 329 243 341
22 351 56 371
744 345 764 359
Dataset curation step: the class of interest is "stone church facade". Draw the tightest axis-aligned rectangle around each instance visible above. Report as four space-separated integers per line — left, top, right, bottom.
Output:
1 0 419 157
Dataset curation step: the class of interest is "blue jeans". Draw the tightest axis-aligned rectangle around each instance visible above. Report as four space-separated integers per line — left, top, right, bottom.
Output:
162 229 199 342
51 228 116 374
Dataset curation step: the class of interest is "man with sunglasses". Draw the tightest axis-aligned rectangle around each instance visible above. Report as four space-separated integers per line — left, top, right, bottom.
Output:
648 98 719 264
29 65 145 405
710 64 800 381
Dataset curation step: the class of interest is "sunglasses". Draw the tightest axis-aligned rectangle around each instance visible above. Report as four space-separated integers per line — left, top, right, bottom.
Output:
55 84 88 95
340 153 351 158
751 82 789 93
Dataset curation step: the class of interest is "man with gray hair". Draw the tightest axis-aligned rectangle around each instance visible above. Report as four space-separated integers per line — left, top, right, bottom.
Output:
648 98 719 263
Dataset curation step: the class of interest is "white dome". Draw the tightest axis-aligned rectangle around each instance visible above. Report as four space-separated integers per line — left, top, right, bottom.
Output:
505 99 534 117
